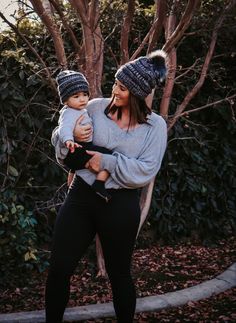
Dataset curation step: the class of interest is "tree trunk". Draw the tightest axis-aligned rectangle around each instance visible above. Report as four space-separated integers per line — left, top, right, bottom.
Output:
69 0 104 98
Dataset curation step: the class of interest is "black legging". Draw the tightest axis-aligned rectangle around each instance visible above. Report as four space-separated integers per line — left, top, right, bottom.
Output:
45 176 140 323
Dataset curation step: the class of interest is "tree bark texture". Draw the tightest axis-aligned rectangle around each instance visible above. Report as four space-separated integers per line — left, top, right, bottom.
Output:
147 0 167 53
160 6 177 118
30 0 67 69
69 0 104 98
120 0 135 64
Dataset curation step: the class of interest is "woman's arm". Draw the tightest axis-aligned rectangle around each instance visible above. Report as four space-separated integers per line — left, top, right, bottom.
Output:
87 118 167 188
73 98 110 142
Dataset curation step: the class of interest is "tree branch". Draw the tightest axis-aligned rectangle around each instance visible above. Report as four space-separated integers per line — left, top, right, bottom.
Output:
173 94 236 118
120 0 135 64
174 58 201 82
69 0 87 23
163 0 201 54
168 0 236 130
160 9 176 118
147 0 166 53
30 0 67 68
48 0 81 53
130 16 159 61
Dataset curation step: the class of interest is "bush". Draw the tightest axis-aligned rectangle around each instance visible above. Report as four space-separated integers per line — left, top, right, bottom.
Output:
150 107 236 243
0 190 46 284
0 34 65 280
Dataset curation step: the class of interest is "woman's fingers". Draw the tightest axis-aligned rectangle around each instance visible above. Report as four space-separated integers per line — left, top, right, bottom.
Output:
82 126 93 139
73 122 92 141
85 151 102 173
75 114 85 125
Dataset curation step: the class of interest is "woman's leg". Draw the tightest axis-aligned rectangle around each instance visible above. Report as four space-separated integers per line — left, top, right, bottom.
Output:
96 189 140 323
45 177 96 323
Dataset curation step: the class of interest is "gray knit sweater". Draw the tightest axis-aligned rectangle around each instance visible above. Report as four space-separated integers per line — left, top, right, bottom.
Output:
51 106 93 164
52 98 167 189
58 106 93 144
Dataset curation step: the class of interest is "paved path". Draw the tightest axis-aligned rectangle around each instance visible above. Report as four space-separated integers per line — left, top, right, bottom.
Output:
0 263 235 323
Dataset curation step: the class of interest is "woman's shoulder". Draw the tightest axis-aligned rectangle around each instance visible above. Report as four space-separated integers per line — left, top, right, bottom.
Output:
148 112 167 129
87 97 111 113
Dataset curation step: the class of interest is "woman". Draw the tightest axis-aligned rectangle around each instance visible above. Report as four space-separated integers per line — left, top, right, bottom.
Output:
46 50 168 322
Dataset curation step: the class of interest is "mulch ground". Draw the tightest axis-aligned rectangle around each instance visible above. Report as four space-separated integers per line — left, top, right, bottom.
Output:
1 236 236 322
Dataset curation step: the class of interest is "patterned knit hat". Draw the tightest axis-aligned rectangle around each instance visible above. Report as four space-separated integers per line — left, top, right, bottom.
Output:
56 70 89 104
115 50 167 99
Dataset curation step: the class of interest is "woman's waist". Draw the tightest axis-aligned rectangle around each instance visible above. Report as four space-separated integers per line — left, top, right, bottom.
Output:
75 170 137 191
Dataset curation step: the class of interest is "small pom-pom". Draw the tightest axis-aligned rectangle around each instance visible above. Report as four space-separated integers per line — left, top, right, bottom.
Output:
148 50 167 82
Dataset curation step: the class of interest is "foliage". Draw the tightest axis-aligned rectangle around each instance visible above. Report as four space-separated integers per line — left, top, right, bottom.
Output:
0 189 49 284
0 33 65 278
151 107 236 243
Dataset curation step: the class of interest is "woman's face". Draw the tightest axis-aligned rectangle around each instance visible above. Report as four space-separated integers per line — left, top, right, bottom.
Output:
112 80 130 108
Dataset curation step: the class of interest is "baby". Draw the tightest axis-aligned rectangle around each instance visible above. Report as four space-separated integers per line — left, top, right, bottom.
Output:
55 70 111 202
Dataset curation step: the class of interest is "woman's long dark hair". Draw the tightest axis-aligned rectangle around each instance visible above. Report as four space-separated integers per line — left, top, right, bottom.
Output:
104 93 151 130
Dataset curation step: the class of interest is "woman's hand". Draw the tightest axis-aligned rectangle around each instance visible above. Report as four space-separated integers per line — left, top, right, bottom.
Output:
85 151 102 173
73 115 93 142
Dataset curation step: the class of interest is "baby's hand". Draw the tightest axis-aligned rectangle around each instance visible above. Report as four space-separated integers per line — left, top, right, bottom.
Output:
65 140 81 153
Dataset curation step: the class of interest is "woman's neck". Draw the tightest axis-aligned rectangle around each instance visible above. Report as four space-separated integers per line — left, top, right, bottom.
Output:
109 106 138 130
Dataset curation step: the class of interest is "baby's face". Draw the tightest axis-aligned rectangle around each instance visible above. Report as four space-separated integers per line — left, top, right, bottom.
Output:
65 92 89 109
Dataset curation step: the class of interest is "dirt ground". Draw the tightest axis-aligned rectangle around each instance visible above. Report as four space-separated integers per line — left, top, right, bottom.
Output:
1 236 235 322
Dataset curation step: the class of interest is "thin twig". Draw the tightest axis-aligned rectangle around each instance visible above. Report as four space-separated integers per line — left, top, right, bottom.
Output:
176 94 236 118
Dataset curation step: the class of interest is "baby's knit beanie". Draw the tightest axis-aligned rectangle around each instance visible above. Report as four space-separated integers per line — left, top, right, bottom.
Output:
115 50 167 99
56 70 89 104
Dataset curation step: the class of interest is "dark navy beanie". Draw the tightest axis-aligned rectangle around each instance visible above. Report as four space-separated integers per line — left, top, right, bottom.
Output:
115 50 167 99
56 70 89 104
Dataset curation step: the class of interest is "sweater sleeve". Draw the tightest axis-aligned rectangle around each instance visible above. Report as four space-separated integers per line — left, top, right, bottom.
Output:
101 117 167 188
58 108 77 144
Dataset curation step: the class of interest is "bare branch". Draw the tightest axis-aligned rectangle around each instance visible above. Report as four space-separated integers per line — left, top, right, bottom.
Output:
168 0 236 130
148 0 167 53
48 0 81 53
120 0 135 64
160 11 177 118
174 58 201 82
173 94 236 118
30 0 67 68
130 16 158 61
163 0 201 54
69 0 87 23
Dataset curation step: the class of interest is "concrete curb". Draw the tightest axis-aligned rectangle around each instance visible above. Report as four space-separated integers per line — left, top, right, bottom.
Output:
0 263 235 323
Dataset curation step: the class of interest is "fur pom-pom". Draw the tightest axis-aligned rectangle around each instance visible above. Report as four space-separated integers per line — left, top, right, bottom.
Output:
148 49 167 60
148 49 167 82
